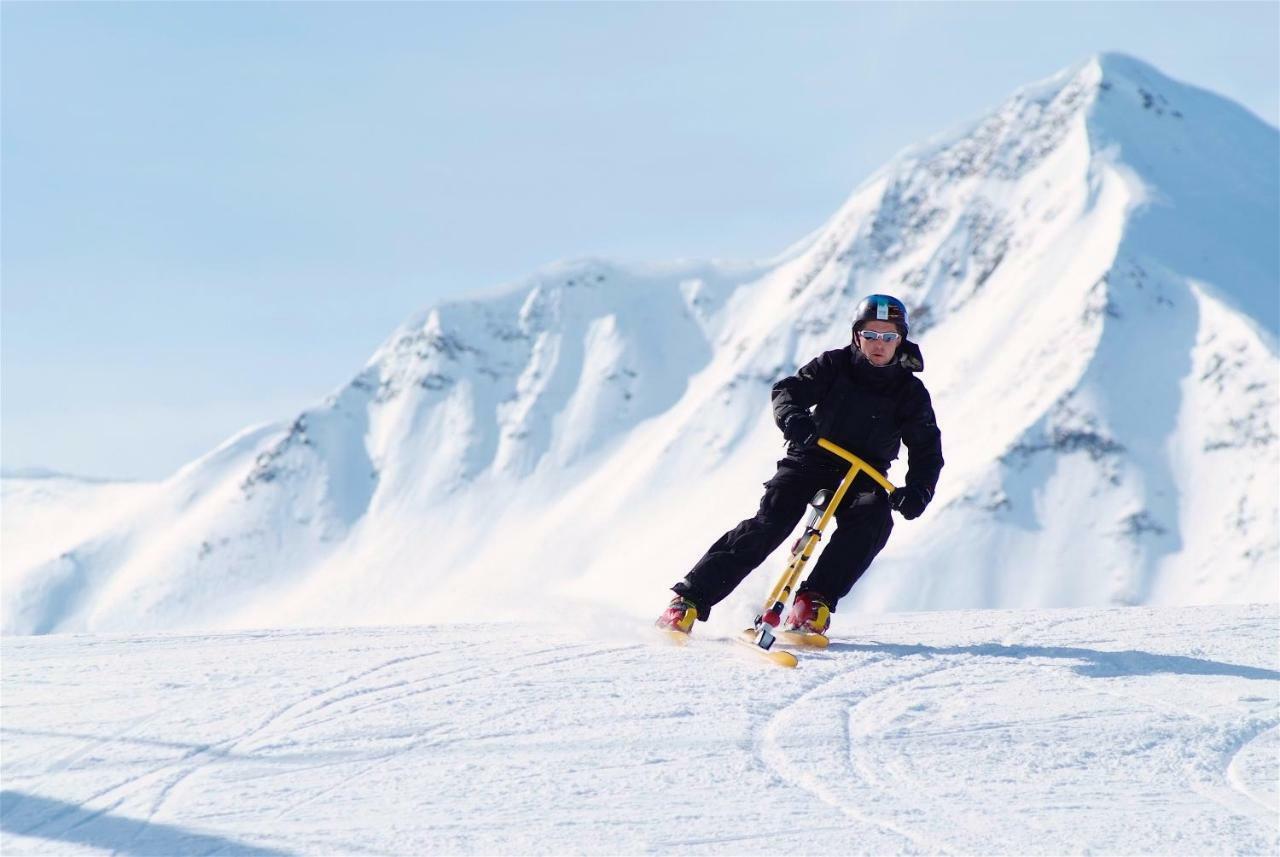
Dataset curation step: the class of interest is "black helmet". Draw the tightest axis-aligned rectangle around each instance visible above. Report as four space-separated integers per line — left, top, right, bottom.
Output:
852 293 909 337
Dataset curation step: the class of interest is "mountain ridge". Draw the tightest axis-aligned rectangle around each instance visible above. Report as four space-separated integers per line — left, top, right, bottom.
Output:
4 52 1275 634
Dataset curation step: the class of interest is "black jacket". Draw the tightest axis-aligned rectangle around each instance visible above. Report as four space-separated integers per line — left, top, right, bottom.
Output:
770 341 943 493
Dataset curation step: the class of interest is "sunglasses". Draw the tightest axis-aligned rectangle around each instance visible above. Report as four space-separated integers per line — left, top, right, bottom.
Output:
857 329 901 342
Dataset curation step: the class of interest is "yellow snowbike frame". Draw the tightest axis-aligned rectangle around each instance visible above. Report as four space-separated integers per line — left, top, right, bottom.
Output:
749 438 897 648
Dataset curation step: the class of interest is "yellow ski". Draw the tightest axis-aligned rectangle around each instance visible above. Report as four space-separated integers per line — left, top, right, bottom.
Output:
658 627 797 668
734 636 799 668
657 627 693 647
734 629 799 668
774 630 830 649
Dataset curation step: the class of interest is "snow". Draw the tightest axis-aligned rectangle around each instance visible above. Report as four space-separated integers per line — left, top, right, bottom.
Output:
0 474 159 585
2 603 1276 854
3 49 1277 857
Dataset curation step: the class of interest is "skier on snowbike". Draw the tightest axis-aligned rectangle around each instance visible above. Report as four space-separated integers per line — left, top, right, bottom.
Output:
658 294 944 638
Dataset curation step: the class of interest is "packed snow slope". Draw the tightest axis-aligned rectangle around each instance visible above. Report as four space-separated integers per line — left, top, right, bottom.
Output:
3 52 1277 634
2 604 1277 855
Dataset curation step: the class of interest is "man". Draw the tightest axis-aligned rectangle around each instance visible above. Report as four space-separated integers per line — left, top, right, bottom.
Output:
657 294 943 637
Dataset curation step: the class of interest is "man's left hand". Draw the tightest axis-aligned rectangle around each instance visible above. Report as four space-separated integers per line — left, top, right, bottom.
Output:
890 484 932 520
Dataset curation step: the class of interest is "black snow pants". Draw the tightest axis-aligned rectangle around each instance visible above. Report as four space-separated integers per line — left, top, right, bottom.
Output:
672 458 893 620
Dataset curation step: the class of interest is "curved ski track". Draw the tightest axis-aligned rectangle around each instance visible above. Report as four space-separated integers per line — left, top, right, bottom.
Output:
755 613 1088 854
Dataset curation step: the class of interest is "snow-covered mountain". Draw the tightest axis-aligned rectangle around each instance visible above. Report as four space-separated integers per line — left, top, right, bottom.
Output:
1 473 160 606
4 52 1276 635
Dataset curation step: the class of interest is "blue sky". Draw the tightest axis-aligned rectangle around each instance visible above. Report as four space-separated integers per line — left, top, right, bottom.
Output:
3 1 1277 479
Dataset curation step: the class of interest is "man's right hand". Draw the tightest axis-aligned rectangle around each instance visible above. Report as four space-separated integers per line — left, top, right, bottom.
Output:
782 413 819 449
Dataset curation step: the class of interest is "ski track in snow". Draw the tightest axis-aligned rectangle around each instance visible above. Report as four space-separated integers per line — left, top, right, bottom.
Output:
2 605 1278 856
755 612 1088 854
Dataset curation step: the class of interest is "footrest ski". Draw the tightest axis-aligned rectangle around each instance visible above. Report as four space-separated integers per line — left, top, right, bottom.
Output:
656 627 692 647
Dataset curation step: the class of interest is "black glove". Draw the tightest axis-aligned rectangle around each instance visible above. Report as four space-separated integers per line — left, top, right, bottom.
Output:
890 484 933 520
782 413 819 449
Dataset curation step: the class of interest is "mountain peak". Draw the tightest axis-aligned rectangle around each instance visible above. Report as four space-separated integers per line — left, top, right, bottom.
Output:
1091 51 1176 85
7 57 1275 635
1034 52 1180 104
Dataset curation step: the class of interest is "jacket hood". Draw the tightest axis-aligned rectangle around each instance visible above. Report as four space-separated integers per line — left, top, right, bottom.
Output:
898 339 924 372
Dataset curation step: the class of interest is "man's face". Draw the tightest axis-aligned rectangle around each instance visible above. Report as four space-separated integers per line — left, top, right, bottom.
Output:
856 320 902 367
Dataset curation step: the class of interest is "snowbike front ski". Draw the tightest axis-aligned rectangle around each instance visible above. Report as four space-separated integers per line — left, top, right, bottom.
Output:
657 626 797 668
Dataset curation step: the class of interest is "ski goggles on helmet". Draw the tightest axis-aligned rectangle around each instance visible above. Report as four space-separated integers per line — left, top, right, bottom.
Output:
857 329 901 342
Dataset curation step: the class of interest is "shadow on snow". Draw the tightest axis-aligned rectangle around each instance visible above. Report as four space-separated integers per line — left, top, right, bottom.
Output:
825 641 1280 681
0 790 291 856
